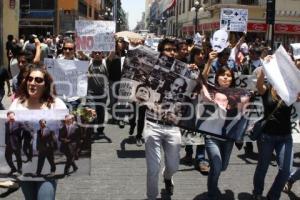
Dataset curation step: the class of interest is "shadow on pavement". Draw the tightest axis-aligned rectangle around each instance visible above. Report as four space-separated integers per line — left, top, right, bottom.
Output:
193 190 241 200
116 150 145 158
287 191 300 200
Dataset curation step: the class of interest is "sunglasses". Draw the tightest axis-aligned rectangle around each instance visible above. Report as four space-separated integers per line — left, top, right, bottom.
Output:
63 47 74 51
28 76 44 84
164 48 177 52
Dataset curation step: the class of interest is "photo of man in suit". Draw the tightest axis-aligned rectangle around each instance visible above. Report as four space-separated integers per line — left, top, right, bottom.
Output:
36 119 56 177
22 121 34 163
5 111 23 175
59 114 80 175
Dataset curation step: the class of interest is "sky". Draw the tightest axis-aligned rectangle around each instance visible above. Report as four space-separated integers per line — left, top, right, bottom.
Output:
121 0 145 30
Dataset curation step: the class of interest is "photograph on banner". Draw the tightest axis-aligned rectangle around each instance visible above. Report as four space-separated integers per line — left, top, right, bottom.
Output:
0 110 91 181
191 84 252 140
220 8 248 32
75 20 115 52
119 46 200 127
44 58 89 99
263 45 300 106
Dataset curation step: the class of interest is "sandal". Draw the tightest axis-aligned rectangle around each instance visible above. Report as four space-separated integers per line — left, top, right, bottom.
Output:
283 181 293 193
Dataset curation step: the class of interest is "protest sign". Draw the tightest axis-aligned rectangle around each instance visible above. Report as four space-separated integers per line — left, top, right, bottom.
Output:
119 45 199 125
44 58 89 98
220 8 248 32
75 20 115 52
211 29 229 53
291 43 300 60
0 110 91 181
263 45 300 106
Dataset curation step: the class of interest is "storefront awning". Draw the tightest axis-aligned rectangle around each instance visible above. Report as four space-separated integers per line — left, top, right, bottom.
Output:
182 22 300 34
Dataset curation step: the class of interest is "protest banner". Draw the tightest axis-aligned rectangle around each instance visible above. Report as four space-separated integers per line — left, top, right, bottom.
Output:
220 8 248 32
44 58 89 98
263 45 300 106
0 110 91 181
291 43 300 60
75 20 115 52
119 46 300 143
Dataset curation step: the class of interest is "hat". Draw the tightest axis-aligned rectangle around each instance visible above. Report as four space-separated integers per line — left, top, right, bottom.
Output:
290 43 300 60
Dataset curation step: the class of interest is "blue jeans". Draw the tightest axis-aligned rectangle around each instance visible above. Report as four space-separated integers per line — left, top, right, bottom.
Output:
253 133 293 200
21 181 57 200
205 138 234 200
289 168 300 183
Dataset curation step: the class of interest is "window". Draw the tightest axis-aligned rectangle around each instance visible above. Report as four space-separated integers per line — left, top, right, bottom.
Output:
183 0 185 13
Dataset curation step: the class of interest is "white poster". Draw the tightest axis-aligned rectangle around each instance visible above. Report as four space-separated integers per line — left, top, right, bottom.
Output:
220 8 248 32
75 20 115 52
0 110 91 181
263 45 300 106
44 58 89 98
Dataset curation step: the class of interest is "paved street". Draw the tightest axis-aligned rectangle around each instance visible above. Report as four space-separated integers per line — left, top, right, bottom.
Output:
0 89 300 199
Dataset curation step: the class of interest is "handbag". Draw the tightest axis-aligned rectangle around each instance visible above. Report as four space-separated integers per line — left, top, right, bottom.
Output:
249 100 282 141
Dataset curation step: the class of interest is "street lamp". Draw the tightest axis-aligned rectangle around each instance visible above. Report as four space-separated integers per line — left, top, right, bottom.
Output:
160 17 167 35
191 0 204 33
116 18 123 32
104 7 113 20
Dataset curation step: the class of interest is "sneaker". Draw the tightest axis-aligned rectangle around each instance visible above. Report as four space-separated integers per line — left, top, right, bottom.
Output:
283 181 293 193
136 138 143 147
164 178 174 195
252 194 263 200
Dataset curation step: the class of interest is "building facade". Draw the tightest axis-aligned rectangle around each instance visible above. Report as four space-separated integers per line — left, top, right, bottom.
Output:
1 0 20 66
148 0 300 46
18 0 102 36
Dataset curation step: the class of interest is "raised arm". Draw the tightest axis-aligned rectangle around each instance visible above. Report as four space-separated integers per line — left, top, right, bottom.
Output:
202 51 218 82
256 67 267 95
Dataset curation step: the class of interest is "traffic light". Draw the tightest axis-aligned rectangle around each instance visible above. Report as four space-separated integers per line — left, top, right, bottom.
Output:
266 0 275 24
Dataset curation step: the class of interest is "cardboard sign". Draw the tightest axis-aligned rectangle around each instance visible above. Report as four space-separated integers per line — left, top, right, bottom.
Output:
44 58 89 98
75 20 115 52
220 8 248 32
263 45 300 106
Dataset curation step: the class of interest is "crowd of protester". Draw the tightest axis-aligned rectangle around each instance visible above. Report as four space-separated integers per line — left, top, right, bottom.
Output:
1 31 300 200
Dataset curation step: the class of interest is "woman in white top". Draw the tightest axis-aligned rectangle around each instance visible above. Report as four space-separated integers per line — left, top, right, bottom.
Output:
9 67 67 200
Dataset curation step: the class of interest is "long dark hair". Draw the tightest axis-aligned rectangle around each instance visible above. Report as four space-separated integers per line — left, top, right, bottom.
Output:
18 67 57 108
214 65 235 88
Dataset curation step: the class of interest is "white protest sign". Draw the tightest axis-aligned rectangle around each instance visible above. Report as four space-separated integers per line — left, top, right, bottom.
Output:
44 58 89 98
220 8 248 32
291 43 300 60
263 45 300 106
75 20 115 52
193 33 203 46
